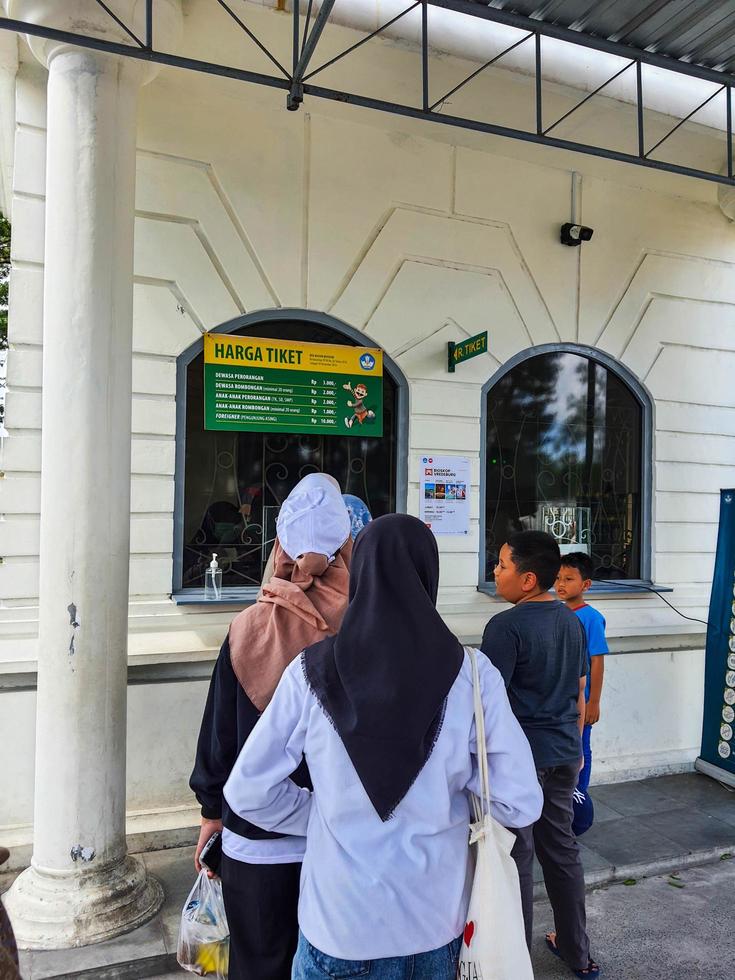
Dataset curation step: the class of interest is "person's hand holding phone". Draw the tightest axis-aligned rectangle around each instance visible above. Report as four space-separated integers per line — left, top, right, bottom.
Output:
195 817 223 878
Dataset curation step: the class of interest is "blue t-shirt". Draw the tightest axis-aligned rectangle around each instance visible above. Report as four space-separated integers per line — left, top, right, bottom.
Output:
573 604 608 701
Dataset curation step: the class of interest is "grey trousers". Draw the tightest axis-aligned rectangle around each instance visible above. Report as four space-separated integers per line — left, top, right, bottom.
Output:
511 761 591 971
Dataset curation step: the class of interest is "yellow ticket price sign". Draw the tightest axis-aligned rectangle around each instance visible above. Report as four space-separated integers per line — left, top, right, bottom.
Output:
203 334 383 437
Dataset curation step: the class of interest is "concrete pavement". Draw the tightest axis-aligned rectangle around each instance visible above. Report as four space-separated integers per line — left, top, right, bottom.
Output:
150 860 735 980
531 858 735 980
3 771 733 978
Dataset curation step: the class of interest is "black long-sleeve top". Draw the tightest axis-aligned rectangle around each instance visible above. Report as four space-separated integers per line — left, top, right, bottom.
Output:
189 634 312 840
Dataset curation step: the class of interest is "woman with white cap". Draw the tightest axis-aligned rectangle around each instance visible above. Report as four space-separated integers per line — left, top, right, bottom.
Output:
190 474 352 980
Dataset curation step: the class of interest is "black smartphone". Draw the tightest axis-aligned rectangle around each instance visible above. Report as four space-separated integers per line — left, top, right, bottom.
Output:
199 831 222 875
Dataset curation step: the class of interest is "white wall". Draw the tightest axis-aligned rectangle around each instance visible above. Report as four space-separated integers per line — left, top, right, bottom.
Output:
1 2 733 844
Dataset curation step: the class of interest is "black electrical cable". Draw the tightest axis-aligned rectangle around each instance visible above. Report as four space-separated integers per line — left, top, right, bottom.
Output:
591 577 711 628
592 581 735 796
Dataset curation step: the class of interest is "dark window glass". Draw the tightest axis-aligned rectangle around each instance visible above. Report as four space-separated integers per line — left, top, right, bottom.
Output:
182 320 396 591
485 351 642 581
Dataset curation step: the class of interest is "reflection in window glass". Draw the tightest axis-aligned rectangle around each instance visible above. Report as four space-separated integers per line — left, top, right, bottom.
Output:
182 320 396 591
485 351 642 581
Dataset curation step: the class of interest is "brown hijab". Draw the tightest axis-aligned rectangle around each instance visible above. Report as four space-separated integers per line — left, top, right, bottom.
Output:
229 536 352 711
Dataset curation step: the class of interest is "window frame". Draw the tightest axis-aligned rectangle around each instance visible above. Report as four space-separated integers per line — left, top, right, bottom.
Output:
172 308 409 602
478 343 654 595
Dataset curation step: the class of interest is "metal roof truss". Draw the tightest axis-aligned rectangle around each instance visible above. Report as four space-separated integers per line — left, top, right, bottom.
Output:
1 0 734 187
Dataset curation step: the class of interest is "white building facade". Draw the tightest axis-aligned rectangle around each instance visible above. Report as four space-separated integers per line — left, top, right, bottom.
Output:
1 0 734 947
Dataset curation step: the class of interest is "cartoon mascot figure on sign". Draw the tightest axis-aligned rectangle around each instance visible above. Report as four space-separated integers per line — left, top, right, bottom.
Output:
343 382 376 429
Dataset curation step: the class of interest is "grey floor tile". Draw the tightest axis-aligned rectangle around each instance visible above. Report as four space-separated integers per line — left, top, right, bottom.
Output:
17 949 33 980
578 841 614 874
650 772 734 807
143 847 195 900
143 848 197 954
142 846 196 879
579 815 682 867
532 843 611 883
160 911 183 954
587 797 622 823
697 798 735 828
29 916 166 979
591 779 677 817
635 807 735 852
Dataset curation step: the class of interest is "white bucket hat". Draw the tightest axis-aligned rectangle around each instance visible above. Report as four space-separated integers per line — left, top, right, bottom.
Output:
276 473 350 561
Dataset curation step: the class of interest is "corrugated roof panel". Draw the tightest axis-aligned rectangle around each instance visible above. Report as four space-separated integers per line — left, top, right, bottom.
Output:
481 0 735 73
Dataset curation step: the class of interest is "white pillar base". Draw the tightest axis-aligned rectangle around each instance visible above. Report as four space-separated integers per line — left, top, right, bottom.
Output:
4 856 163 950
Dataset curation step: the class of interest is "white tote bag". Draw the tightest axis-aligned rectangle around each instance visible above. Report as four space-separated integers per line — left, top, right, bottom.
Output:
456 648 535 980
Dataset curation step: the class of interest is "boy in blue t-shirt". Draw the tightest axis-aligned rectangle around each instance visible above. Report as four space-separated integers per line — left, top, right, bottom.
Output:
555 552 608 793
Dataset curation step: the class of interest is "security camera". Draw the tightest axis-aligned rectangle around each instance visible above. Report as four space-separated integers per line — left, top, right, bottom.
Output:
560 223 594 246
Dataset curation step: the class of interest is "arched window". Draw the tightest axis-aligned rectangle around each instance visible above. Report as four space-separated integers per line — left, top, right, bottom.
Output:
173 310 407 599
482 345 651 586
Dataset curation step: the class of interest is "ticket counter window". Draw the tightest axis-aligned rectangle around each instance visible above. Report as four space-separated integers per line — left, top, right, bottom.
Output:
178 318 398 595
484 350 644 582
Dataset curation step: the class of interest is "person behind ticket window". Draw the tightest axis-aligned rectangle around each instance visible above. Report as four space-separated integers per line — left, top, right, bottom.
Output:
342 493 372 540
190 474 352 980
223 514 542 980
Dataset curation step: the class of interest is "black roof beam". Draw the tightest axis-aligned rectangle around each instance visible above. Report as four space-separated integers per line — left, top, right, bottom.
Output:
92 0 144 48
215 0 290 79
428 30 534 113
289 0 336 106
303 77 735 186
302 2 420 83
644 82 726 157
542 59 636 136
2 1 735 189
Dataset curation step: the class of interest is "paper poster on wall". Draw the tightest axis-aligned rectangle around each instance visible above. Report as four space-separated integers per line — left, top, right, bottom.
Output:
419 455 471 535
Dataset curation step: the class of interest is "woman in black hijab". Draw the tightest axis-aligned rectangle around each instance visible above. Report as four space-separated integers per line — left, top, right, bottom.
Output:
304 512 463 819
224 514 542 980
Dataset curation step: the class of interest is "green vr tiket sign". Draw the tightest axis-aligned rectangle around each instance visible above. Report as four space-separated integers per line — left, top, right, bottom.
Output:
447 332 488 373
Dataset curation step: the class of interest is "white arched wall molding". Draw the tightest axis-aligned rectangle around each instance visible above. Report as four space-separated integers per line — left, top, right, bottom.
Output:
592 247 735 587
4 63 734 607
329 205 559 342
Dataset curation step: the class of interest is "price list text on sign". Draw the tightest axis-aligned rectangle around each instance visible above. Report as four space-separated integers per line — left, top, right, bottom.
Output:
203 334 383 437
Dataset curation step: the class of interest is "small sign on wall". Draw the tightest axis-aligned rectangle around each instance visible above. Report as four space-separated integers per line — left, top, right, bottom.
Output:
448 331 488 372
419 455 471 535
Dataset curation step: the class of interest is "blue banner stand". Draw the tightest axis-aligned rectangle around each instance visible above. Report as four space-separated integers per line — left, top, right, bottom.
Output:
695 488 735 788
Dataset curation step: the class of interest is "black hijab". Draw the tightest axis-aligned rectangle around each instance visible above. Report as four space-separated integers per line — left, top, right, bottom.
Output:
303 513 464 821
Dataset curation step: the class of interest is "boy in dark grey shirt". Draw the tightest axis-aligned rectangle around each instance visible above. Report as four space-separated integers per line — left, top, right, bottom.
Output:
482 531 599 979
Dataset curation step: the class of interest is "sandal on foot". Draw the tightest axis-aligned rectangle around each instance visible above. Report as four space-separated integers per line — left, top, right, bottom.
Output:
545 933 600 978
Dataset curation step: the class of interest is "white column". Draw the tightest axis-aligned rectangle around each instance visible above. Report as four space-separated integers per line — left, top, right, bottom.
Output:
4 0 181 949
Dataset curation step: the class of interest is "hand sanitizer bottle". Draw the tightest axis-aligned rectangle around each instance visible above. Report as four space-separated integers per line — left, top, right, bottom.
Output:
204 553 222 600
